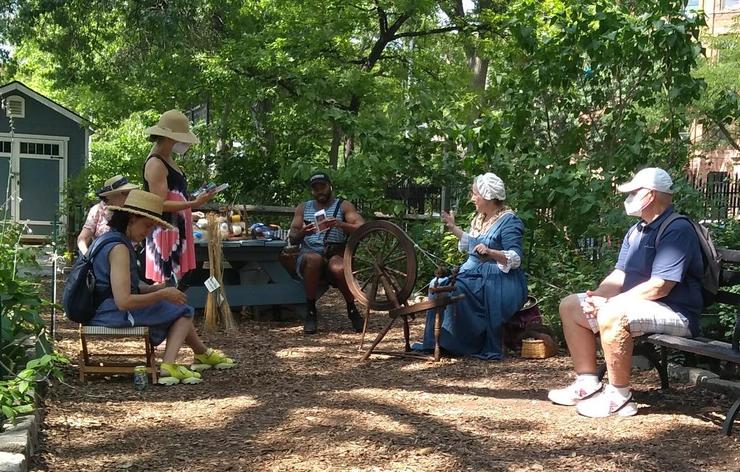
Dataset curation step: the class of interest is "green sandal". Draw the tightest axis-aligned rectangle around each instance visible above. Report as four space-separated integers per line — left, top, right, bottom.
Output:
191 348 237 372
157 363 203 386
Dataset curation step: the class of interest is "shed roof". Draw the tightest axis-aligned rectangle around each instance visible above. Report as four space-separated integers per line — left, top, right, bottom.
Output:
0 80 94 130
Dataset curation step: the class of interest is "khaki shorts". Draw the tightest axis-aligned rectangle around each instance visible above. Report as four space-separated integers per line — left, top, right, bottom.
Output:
577 293 692 338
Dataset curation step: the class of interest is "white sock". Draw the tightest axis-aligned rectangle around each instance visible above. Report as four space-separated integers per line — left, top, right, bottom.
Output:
607 384 631 399
576 374 600 387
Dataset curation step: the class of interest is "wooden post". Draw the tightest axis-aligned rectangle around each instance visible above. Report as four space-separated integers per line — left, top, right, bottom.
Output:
434 307 442 361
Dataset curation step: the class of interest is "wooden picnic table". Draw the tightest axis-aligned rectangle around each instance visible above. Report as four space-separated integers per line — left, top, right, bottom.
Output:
184 239 307 317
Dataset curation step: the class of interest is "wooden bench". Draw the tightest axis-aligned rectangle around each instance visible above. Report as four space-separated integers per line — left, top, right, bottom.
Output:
632 248 740 435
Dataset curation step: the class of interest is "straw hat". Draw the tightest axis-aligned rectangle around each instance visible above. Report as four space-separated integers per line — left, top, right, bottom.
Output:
145 110 200 144
107 189 174 230
96 175 139 198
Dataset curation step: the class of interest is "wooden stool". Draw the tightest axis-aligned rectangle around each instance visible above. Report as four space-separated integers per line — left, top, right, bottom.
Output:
79 326 157 383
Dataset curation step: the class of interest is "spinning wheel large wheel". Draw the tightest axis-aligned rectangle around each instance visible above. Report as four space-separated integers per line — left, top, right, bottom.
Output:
344 220 417 311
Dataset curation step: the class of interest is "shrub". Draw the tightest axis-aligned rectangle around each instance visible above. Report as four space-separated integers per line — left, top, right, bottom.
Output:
0 220 68 424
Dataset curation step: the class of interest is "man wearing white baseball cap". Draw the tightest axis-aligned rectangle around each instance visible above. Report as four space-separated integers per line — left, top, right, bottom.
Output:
615 167 675 194
548 167 704 418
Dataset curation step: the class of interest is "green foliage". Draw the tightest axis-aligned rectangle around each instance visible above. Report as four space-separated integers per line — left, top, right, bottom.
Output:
459 0 706 247
0 221 68 423
691 31 740 153
1 1 736 344
697 220 740 340
528 240 620 339
87 111 161 192
1 1 717 221
0 353 69 425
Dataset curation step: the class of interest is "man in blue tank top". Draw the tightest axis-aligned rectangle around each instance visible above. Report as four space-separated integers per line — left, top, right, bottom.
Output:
288 172 366 334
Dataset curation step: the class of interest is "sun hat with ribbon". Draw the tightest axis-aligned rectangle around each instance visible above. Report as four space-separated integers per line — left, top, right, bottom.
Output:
107 189 174 230
145 110 200 144
96 175 139 198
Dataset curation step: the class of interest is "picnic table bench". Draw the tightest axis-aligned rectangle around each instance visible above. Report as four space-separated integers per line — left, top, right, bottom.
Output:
183 239 308 318
627 248 740 435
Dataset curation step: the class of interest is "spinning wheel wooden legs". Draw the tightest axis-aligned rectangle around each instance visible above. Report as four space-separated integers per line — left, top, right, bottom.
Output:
360 294 464 361
343 220 465 361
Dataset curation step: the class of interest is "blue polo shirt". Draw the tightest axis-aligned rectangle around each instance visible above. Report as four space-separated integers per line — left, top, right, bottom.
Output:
615 205 704 336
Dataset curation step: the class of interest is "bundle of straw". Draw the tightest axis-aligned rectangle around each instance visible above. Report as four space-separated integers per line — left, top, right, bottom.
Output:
204 212 235 332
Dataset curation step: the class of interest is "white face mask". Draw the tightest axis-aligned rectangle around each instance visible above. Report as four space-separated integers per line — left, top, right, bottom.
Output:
624 188 652 217
172 142 191 154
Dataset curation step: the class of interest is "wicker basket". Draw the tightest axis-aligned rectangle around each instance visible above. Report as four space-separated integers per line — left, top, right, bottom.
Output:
521 337 557 359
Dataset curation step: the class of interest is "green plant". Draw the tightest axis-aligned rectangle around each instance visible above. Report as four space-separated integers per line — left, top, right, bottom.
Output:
0 220 69 423
0 352 69 424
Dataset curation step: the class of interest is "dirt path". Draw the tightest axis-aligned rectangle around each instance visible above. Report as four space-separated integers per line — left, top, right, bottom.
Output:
31 289 739 471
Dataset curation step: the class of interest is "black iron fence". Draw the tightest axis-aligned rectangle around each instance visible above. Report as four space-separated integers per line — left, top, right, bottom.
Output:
355 183 442 216
688 172 740 221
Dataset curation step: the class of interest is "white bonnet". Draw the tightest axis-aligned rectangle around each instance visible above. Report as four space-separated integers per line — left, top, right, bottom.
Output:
475 173 506 201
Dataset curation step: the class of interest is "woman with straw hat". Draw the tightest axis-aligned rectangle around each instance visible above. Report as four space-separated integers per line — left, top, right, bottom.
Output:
142 109 214 283
76 175 139 255
87 189 235 385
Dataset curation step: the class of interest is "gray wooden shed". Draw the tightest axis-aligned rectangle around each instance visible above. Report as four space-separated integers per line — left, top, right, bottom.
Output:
0 81 92 238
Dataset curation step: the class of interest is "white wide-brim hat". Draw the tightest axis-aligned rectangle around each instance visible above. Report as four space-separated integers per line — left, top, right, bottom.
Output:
108 189 175 230
617 167 673 194
145 109 200 144
97 175 139 197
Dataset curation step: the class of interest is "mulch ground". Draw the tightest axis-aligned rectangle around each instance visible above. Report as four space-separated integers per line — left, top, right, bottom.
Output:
30 289 740 472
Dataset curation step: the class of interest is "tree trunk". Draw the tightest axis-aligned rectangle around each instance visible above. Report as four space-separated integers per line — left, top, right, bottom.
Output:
250 99 274 155
329 121 342 170
217 102 232 155
331 9 413 162
452 0 492 121
467 49 489 93
343 134 354 165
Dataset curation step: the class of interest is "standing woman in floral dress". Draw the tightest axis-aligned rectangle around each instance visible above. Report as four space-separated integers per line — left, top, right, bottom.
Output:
76 174 138 255
142 110 214 283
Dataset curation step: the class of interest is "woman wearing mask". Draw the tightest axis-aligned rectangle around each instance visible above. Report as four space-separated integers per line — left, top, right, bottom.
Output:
142 110 214 283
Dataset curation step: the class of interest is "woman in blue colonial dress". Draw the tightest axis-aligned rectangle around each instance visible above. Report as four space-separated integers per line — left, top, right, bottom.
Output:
413 172 528 360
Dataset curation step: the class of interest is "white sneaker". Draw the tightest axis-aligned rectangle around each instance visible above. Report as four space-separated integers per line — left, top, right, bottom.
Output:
548 380 603 406
576 388 638 418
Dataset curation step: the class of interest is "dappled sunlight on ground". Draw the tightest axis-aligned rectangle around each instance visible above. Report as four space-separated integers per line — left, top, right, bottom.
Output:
274 346 332 358
32 287 740 471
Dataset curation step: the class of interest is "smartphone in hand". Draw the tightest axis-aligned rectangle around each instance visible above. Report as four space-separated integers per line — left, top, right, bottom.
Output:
314 209 327 232
192 182 229 197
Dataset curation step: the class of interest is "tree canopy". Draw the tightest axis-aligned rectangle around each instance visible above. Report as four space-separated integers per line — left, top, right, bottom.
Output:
0 0 735 245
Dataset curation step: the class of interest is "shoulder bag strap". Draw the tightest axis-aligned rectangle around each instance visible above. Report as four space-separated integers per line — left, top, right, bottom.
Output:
88 232 127 262
656 213 687 245
322 198 344 244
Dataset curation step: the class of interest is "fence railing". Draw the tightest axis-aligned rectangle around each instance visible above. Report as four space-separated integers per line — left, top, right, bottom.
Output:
688 173 740 221
62 193 446 256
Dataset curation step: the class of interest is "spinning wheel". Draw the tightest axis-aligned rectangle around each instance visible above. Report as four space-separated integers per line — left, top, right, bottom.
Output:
344 220 417 311
344 220 463 360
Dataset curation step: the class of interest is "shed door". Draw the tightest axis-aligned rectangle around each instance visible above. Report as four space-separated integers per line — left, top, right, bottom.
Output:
17 138 66 233
0 139 13 220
